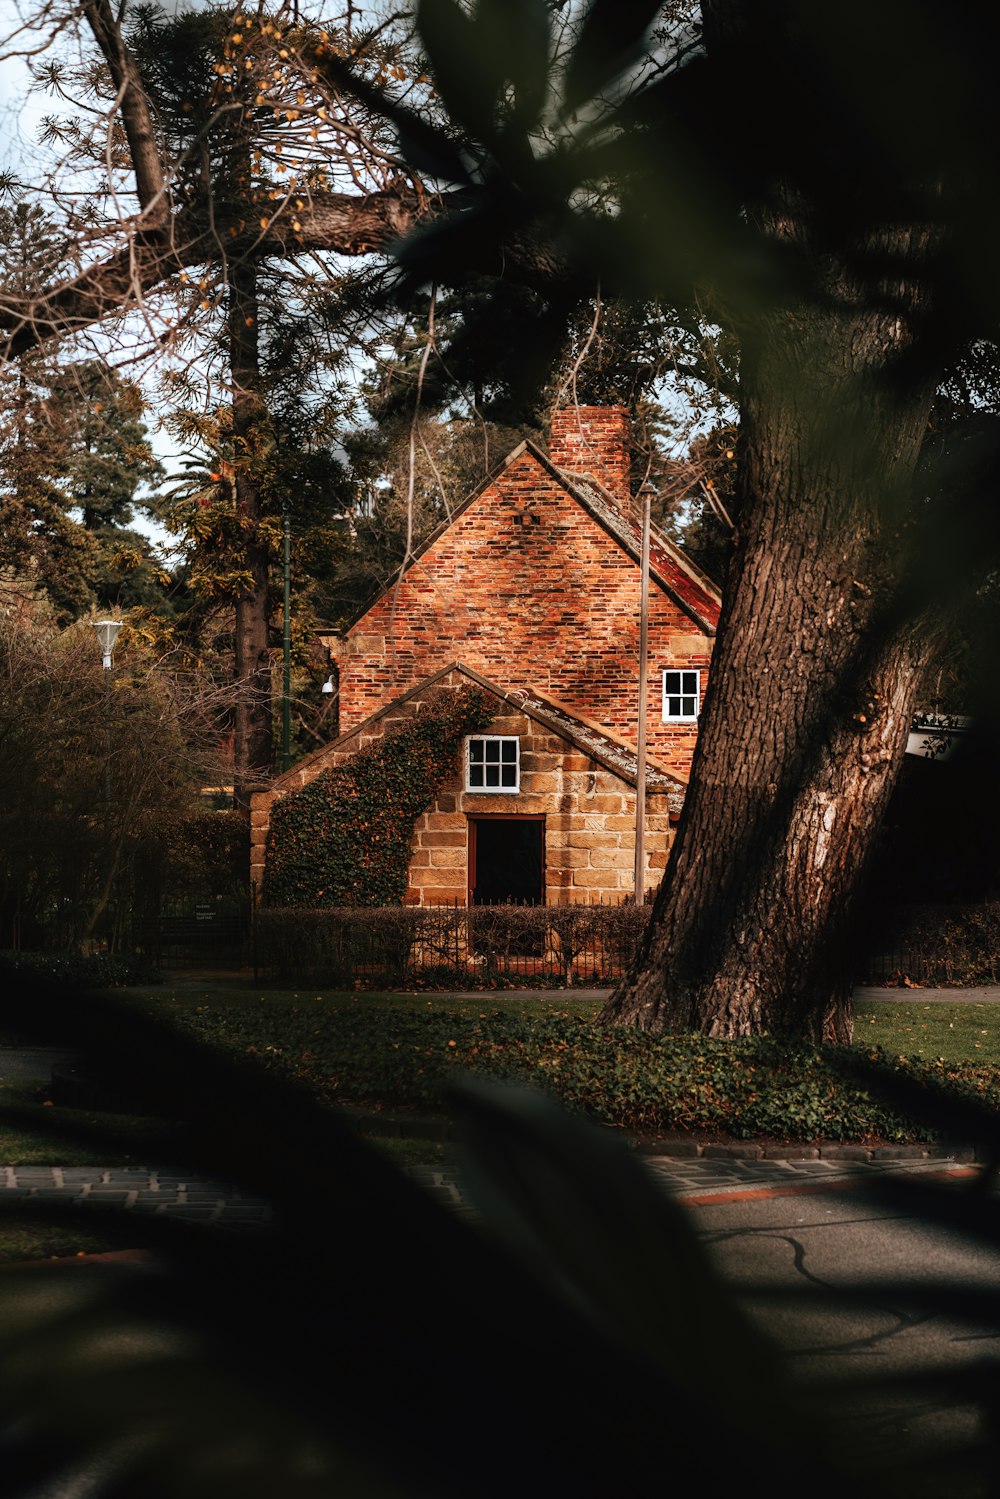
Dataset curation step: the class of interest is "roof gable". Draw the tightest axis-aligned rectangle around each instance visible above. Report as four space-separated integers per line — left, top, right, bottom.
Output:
523 441 721 634
336 437 720 639
268 661 686 812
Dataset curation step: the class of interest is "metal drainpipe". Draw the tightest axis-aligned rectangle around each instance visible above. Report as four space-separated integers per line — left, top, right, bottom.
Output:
634 482 653 902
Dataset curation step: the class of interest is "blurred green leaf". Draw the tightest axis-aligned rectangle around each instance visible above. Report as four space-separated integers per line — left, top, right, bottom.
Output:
563 0 667 112
418 0 549 142
417 0 502 140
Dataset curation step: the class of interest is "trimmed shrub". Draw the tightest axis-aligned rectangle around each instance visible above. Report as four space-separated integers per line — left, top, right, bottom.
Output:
877 903 1000 985
0 949 161 993
254 902 650 986
255 905 467 987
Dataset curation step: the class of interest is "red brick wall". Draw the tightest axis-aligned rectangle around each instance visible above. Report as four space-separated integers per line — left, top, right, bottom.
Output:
335 449 712 777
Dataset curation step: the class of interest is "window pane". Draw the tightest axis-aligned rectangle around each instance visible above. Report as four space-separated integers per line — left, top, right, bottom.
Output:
681 696 696 716
682 671 698 695
467 736 519 789
666 696 681 716
664 671 681 695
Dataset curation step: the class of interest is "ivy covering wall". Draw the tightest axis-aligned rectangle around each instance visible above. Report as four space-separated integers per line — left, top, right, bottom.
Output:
263 687 494 907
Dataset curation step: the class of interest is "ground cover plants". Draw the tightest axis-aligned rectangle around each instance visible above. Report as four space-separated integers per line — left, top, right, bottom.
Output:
0 989 995 1232
32 987 993 1146
178 1001 997 1142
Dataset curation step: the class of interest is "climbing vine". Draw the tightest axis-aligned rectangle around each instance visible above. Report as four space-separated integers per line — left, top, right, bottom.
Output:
263 687 494 907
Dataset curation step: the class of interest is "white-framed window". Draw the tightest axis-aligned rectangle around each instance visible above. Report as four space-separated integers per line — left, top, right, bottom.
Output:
662 669 701 722
466 735 520 792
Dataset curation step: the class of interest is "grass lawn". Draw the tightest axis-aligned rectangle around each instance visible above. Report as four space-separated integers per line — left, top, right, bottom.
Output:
855 1000 1000 1064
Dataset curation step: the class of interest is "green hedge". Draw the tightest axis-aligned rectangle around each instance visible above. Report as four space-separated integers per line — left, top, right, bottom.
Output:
0 950 161 992
177 1002 996 1142
254 902 650 986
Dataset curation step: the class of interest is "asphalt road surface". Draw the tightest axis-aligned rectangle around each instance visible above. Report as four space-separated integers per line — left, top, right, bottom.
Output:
684 1165 1000 1494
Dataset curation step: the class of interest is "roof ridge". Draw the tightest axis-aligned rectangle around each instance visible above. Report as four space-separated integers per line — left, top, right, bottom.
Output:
519 683 683 784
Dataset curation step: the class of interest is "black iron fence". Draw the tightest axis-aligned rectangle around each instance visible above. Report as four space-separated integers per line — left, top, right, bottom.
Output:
253 900 650 988
254 899 1000 991
157 896 250 970
17 895 999 989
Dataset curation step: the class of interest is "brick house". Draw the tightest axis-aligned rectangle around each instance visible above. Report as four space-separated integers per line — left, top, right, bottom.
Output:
251 407 721 905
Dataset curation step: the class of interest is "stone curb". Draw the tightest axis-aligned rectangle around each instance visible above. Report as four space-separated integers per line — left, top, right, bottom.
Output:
341 1107 985 1163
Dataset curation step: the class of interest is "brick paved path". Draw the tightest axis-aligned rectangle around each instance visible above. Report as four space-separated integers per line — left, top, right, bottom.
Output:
1 1153 981 1236
0 1166 273 1231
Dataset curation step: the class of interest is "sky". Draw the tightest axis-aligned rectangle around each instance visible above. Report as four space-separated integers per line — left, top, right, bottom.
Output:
0 1 198 550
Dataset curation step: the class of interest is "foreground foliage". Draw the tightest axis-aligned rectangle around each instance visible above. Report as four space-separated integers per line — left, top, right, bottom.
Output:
2 979 1000 1497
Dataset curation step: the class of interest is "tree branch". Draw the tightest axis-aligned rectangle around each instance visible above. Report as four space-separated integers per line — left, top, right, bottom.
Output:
81 0 170 228
0 188 574 360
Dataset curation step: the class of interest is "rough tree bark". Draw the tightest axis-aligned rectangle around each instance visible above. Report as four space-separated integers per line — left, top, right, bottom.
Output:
228 218 273 802
602 205 944 1041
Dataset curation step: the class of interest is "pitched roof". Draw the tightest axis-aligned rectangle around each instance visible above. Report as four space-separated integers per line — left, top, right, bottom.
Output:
502 677 687 814
538 447 722 635
329 435 721 639
267 661 686 813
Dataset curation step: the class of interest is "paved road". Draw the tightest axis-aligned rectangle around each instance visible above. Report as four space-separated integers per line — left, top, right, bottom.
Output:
685 1163 1000 1482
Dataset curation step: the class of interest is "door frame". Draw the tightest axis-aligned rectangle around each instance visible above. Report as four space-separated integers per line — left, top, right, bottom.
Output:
467 814 546 906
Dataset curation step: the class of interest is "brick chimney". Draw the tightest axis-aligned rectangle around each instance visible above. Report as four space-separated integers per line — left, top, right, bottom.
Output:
549 406 631 509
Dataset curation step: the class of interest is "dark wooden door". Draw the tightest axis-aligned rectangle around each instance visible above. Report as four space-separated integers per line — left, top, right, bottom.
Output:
470 818 544 905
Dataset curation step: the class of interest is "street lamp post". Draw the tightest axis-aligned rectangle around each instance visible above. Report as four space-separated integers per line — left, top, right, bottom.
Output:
92 619 122 673
91 619 121 949
91 620 122 809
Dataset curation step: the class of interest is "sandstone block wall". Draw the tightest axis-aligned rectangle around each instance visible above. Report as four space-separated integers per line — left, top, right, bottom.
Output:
250 673 673 906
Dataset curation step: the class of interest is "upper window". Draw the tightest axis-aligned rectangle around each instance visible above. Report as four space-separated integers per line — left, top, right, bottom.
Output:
466 736 520 792
662 669 701 722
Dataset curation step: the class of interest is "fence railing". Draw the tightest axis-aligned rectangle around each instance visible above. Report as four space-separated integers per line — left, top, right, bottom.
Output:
157 896 250 970
254 900 1000 991
253 900 650 987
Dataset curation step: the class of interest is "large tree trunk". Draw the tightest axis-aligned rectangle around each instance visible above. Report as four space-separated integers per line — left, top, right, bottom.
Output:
603 217 943 1041
229 256 273 803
